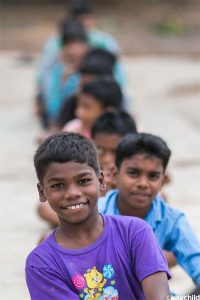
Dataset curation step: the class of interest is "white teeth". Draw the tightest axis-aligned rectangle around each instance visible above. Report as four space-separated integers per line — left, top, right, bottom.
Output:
67 204 86 210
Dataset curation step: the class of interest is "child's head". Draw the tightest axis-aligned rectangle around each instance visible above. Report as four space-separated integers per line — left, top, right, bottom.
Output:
91 111 137 169
116 133 171 171
34 132 105 224
69 1 95 30
115 133 171 216
79 48 116 85
60 19 89 68
34 132 101 183
76 77 123 130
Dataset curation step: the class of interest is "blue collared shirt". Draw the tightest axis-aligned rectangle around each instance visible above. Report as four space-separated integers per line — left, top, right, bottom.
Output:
98 189 200 285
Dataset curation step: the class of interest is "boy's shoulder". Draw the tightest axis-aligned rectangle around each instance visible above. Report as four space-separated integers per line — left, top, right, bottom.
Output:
26 231 56 269
154 195 185 221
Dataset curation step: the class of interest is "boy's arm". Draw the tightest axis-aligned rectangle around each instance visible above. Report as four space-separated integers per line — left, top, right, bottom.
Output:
142 271 170 300
168 213 200 284
163 250 177 268
26 266 80 300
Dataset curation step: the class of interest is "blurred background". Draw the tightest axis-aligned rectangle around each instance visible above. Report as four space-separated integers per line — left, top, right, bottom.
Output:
0 0 200 299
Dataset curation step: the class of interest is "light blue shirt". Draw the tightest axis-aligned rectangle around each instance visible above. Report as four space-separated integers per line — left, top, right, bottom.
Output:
37 30 125 90
43 62 80 121
98 189 200 285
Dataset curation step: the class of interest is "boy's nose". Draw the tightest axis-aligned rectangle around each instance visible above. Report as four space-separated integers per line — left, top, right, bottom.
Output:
137 176 149 189
64 187 82 201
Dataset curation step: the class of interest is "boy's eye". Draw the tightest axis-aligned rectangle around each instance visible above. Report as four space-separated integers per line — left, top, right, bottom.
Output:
78 178 92 185
149 173 160 180
127 169 139 177
51 183 64 189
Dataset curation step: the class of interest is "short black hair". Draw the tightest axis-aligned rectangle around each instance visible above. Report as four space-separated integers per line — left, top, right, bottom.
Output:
116 133 171 171
80 76 123 109
60 18 88 46
69 1 93 17
91 110 137 138
34 132 100 182
80 48 116 76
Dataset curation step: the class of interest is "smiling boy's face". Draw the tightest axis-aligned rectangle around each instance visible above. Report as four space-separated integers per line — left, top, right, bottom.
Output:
116 153 165 218
38 161 104 225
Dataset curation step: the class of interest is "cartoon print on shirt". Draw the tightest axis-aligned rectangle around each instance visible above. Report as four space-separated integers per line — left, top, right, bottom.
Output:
83 266 107 299
102 264 115 279
72 274 86 290
71 264 119 299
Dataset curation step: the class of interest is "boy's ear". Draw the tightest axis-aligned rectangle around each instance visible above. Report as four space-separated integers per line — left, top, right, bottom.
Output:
99 171 107 191
160 173 169 190
37 183 46 202
163 173 171 186
111 166 119 186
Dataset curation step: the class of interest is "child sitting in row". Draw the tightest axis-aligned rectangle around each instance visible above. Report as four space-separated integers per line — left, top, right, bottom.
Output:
98 132 200 285
26 132 170 300
92 110 137 194
55 48 118 130
63 76 123 138
36 18 89 129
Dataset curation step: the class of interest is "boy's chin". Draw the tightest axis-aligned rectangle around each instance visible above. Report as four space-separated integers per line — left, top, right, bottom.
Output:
59 210 97 225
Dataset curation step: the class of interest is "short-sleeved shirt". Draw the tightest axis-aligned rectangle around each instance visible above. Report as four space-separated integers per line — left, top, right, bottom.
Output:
98 190 200 285
26 214 170 300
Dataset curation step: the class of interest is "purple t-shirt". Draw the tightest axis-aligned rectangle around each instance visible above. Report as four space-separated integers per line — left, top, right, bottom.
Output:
26 215 170 299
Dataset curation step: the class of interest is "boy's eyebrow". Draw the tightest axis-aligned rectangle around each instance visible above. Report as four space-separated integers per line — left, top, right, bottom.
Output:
126 166 139 170
74 171 94 178
126 167 162 174
47 171 94 183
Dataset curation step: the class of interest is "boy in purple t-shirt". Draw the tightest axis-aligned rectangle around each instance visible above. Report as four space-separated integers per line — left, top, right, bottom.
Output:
25 132 170 300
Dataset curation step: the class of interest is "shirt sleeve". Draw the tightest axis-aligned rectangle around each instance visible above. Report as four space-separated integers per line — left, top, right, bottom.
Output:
25 266 80 300
131 223 171 283
166 213 200 285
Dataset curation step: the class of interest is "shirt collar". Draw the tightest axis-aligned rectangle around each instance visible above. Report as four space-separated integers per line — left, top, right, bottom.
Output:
144 195 163 230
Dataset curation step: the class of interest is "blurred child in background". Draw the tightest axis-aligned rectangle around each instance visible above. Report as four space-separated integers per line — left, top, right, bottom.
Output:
54 48 117 130
42 19 89 127
36 1 124 127
92 110 137 194
63 76 123 138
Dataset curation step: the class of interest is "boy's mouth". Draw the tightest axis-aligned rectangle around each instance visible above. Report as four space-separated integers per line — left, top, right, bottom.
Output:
61 202 88 210
131 192 150 201
66 203 87 210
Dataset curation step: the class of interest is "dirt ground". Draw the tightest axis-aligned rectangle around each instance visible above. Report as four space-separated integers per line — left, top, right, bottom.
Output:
1 1 200 56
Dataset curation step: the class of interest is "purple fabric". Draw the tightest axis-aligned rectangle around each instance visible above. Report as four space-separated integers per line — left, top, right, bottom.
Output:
25 214 170 299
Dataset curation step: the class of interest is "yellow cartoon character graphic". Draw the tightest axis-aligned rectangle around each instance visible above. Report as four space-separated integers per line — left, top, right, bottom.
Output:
84 266 107 299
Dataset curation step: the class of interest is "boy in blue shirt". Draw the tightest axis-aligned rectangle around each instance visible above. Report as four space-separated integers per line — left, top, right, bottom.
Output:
98 132 200 286
26 132 170 299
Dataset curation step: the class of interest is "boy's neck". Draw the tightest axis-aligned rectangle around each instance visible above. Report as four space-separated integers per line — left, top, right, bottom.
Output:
55 213 104 249
117 196 151 219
